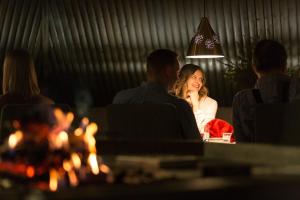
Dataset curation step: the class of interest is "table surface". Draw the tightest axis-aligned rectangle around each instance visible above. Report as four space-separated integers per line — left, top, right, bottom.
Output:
2 176 300 200
205 137 235 144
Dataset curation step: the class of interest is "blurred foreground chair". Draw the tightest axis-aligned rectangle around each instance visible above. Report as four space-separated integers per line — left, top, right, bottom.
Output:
0 104 71 142
105 104 183 140
254 100 300 145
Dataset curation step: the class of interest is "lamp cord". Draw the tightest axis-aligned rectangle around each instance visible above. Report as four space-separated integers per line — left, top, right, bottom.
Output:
203 0 206 17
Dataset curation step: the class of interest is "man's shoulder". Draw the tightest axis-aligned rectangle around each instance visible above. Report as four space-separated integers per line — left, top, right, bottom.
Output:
232 88 257 109
113 87 141 104
233 88 253 101
235 88 253 96
166 94 192 110
116 87 139 96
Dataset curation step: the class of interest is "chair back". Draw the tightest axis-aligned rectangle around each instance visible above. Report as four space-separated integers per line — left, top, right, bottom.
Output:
105 104 183 140
254 100 300 145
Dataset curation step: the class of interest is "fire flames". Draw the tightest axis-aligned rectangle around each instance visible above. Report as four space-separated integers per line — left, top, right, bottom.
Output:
0 108 112 191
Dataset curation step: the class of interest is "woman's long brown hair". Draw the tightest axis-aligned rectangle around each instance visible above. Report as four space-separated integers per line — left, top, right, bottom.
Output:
2 49 40 98
174 64 208 100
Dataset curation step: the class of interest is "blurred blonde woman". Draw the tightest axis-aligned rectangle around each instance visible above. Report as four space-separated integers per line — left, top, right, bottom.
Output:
0 49 53 108
174 64 217 134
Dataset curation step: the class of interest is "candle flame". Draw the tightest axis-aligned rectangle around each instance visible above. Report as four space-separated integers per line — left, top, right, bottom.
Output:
49 169 58 192
88 153 99 175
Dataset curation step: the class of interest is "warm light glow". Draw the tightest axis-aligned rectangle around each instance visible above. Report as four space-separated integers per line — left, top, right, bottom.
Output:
12 120 21 129
4 108 104 190
26 166 35 178
86 135 96 146
49 169 58 192
71 153 81 169
55 131 69 149
84 135 96 153
63 160 72 172
58 131 68 141
88 153 99 175
8 131 23 149
53 109 74 130
66 112 74 124
186 55 224 58
74 128 83 136
54 109 64 122
100 164 110 174
186 17 224 59
68 170 78 187
86 123 98 136
88 145 97 154
81 117 89 127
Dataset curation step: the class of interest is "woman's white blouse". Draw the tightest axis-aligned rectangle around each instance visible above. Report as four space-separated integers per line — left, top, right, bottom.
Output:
194 96 218 133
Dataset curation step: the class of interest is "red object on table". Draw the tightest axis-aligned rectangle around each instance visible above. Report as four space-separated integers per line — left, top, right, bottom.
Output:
204 119 235 142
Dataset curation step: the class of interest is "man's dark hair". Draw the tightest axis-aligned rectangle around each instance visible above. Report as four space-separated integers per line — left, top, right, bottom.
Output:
253 39 287 73
147 49 178 74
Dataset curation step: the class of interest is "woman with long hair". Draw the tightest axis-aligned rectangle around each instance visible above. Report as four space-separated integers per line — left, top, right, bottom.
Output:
0 49 53 107
174 64 217 133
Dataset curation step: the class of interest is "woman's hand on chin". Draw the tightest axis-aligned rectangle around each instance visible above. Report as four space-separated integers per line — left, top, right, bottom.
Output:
187 90 199 111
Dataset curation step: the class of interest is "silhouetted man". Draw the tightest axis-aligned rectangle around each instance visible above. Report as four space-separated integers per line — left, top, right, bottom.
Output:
113 49 200 139
233 39 300 142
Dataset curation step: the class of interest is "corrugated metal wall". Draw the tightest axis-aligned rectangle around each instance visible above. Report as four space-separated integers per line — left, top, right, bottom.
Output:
0 0 299 106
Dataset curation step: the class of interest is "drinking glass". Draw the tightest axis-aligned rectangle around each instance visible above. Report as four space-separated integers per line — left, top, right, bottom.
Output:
222 132 232 143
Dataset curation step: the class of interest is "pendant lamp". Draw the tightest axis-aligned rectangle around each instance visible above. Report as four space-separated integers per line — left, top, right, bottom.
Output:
186 1 224 58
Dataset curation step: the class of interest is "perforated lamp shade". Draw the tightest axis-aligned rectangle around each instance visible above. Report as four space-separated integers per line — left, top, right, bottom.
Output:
186 17 224 58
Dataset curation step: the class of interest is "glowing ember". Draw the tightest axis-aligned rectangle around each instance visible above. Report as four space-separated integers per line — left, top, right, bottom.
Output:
74 128 83 136
68 170 78 187
58 131 69 148
88 153 99 175
63 160 72 172
71 153 81 169
86 123 98 136
12 120 21 129
8 130 23 149
54 109 64 123
81 117 89 127
100 164 110 174
53 109 74 130
49 169 58 192
0 108 111 191
66 112 74 124
85 135 96 153
26 166 35 178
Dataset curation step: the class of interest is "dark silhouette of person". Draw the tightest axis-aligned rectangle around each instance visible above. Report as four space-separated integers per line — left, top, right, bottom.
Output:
0 49 54 108
113 49 200 139
233 39 300 142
